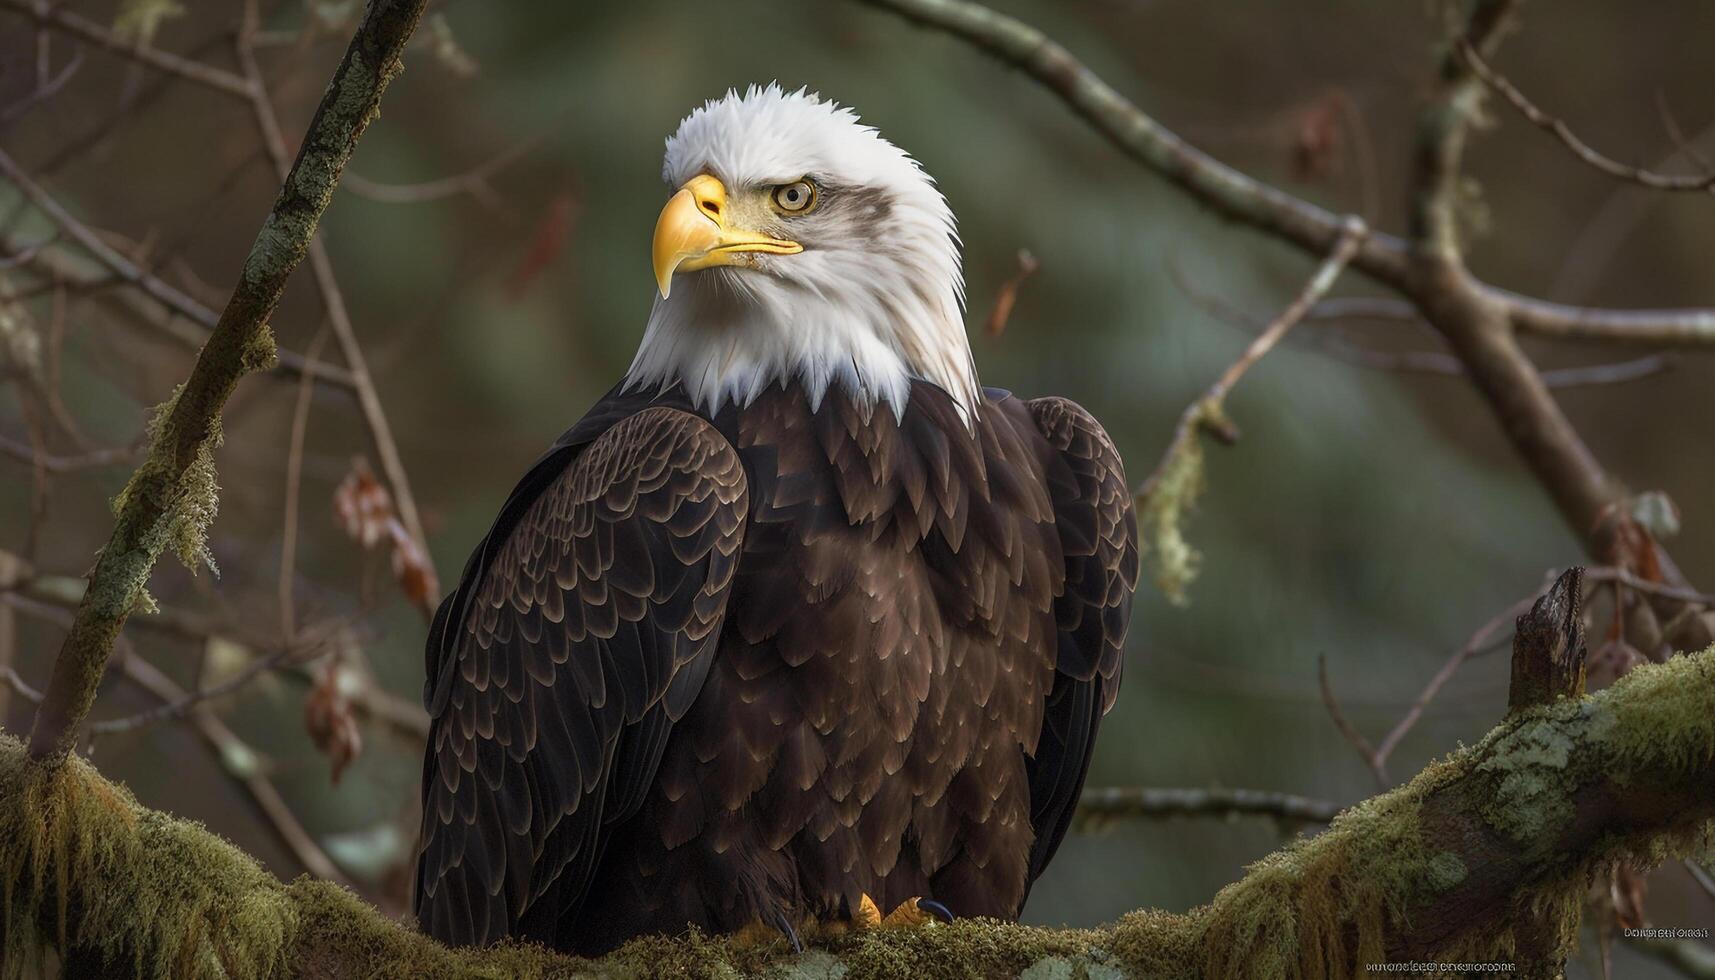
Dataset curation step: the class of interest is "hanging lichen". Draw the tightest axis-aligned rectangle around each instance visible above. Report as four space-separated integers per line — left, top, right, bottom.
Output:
109 385 223 579
1136 401 1229 606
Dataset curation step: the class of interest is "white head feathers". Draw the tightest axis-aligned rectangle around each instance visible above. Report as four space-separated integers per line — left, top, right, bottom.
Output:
625 84 978 422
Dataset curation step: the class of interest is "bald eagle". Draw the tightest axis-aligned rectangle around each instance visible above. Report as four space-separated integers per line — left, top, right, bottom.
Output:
414 84 1139 955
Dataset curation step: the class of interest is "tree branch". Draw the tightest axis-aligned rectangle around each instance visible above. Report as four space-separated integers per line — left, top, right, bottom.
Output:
0 0 256 100
1499 289 1715 346
1459 40 1715 193
1076 786 1343 826
0 180 358 389
1135 219 1366 601
857 0 1701 568
5 646 1711 977
22 0 429 761
858 0 1414 291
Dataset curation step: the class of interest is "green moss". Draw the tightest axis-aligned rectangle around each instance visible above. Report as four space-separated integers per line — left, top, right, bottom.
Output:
2 649 1712 978
0 732 292 979
1473 651 1715 850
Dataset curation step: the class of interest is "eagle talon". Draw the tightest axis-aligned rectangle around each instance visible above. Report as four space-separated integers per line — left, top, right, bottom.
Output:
733 909 803 952
878 896 950 929
768 908 805 953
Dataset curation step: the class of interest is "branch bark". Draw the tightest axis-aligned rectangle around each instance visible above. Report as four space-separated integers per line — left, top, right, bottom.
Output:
22 0 429 761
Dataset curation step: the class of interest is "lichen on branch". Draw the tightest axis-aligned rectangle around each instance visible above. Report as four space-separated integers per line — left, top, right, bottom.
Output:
4 650 1710 979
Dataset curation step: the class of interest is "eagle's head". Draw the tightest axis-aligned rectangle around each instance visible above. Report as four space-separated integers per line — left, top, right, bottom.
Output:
626 84 977 422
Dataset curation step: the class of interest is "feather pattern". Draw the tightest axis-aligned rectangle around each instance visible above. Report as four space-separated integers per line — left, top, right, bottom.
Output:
414 379 1137 955
415 405 748 947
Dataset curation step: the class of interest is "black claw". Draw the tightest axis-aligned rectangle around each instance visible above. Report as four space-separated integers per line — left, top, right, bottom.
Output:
766 907 804 953
918 899 954 923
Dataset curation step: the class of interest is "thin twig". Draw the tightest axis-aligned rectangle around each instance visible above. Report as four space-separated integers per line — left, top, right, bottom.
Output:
1186 269 1673 389
235 16 439 599
88 624 344 737
1077 785 1343 826
3 560 431 742
1 665 40 703
0 0 256 100
279 328 329 641
1370 594 1539 768
1585 566 1715 608
857 0 1414 289
340 131 545 210
0 45 84 126
1498 289 1715 347
1460 40 1715 193
0 433 139 473
114 653 354 886
0 156 355 387
1318 652 1388 787
1138 217 1368 500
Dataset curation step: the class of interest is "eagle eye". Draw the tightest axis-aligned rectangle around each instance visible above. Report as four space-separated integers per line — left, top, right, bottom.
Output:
772 179 817 214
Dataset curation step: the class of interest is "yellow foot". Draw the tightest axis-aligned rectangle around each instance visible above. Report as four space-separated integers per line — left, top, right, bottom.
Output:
850 894 953 930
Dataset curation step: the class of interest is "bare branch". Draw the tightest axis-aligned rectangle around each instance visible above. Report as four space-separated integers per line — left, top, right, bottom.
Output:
1498 289 1715 347
1460 41 1715 193
5 559 433 743
1137 217 1368 501
279 328 328 641
1409 0 1520 259
0 44 84 126
0 0 256 99
0 170 356 388
89 626 344 738
0 433 139 473
857 0 1414 290
1585 566 1715 609
1318 652 1388 786
1371 593 1538 771
339 130 545 209
114 652 354 886
1077 785 1342 826
235 20 439 601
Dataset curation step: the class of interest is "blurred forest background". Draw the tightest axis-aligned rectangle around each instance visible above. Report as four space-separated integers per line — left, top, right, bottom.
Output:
2 1 1712 976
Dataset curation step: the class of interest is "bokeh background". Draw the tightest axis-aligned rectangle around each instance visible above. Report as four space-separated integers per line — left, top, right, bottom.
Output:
2 1 1712 975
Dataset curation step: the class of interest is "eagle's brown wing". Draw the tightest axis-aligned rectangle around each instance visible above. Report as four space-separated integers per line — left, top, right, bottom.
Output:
414 406 748 946
1023 396 1139 885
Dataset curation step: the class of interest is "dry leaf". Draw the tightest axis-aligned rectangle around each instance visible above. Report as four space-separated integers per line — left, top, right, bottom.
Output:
1591 502 1663 583
507 192 579 298
334 458 391 548
304 663 362 785
983 249 1040 338
1289 91 1347 184
388 522 437 614
334 457 439 618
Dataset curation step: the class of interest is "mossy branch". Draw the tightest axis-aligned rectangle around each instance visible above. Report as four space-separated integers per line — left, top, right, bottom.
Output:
22 0 429 762
4 649 1711 978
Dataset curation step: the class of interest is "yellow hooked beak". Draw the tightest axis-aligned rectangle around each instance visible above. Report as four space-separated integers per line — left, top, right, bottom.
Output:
651 174 802 298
